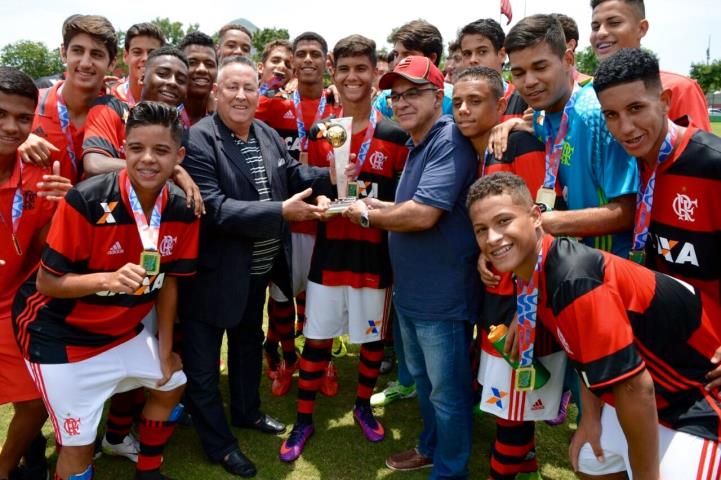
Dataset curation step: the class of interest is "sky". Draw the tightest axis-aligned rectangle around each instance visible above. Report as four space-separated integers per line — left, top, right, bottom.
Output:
0 0 719 76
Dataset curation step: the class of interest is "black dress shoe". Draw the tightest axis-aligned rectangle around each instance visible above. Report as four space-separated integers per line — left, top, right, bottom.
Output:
220 450 257 478
234 414 286 435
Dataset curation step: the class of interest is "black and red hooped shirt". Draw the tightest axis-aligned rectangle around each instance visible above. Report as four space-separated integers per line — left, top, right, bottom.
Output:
12 170 199 364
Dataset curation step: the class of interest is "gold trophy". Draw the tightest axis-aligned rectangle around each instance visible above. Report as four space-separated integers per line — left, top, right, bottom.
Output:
320 117 357 215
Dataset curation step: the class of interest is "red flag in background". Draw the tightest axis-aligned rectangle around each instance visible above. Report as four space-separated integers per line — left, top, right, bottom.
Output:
501 0 513 25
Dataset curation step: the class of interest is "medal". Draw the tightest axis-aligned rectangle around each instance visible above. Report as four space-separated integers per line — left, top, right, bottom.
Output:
515 249 543 391
346 182 358 198
629 120 678 264
628 250 646 265
125 175 166 276
140 250 161 276
515 366 536 392
535 188 556 211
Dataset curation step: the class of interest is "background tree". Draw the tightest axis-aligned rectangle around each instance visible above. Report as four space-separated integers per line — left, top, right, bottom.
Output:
0 40 64 79
690 59 721 93
251 27 289 61
151 17 199 46
575 45 598 76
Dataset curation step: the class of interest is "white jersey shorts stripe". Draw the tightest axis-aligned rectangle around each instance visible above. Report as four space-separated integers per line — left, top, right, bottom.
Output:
304 281 390 344
26 327 186 446
577 404 721 478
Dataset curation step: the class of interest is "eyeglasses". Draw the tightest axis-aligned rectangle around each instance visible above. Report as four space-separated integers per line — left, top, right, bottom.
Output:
388 87 438 104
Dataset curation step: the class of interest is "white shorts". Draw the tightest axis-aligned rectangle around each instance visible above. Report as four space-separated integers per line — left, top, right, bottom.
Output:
26 327 186 447
578 405 721 478
304 281 391 344
269 232 315 301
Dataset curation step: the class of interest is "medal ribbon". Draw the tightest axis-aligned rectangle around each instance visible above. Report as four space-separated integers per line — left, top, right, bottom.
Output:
56 84 79 175
515 250 542 369
631 120 678 253
542 84 580 190
478 149 494 178
177 103 191 128
0 162 23 254
293 90 327 152
125 176 166 252
351 108 380 171
122 80 137 106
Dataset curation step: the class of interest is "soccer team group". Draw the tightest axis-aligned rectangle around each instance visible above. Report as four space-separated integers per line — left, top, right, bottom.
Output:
1 0 720 478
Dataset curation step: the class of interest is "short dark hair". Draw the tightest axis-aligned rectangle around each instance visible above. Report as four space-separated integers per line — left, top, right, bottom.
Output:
390 20 444 66
177 31 215 52
448 41 460 54
551 13 579 44
454 66 504 100
62 14 117 62
218 24 253 42
0 67 39 106
260 39 291 63
593 48 661 95
126 101 183 146
458 18 505 53
146 46 189 69
333 34 377 67
219 55 257 73
504 14 567 59
125 23 165 51
292 32 328 55
590 0 645 18
467 172 533 210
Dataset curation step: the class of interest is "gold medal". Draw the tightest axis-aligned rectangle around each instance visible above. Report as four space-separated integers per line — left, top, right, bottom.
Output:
536 188 556 211
140 250 161 276
299 152 309 165
629 250 646 265
515 366 536 392
346 182 358 198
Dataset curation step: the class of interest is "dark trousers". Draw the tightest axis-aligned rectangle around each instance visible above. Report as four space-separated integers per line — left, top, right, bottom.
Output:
181 274 267 462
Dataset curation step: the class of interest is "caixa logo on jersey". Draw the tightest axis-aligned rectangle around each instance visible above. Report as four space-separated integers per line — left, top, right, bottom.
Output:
96 274 166 297
652 234 699 267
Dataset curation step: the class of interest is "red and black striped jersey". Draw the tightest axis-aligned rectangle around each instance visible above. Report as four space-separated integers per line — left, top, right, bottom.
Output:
539 234 721 441
0 157 56 314
307 116 408 289
641 128 721 305
12 169 199 364
500 82 528 123
255 90 338 162
82 95 129 159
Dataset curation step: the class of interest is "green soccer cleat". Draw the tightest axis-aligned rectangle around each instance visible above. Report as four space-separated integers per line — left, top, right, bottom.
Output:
370 381 417 407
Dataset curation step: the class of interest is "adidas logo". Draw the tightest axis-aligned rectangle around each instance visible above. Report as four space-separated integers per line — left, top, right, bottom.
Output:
531 398 544 411
283 110 294 120
107 241 124 255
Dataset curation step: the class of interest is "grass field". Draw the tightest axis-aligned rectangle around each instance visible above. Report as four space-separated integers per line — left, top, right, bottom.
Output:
0 339 579 479
711 122 721 137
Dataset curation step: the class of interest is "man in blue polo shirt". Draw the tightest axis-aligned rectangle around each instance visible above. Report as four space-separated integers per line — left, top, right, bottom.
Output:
345 55 480 479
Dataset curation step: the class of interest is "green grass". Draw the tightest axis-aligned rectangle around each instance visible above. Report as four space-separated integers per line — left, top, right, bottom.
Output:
711 122 721 137
0 340 578 479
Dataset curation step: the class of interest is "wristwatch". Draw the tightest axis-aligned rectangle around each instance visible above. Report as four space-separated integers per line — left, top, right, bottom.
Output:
360 209 370 228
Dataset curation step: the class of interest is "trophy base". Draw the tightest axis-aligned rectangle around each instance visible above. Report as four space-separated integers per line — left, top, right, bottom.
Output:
325 197 357 216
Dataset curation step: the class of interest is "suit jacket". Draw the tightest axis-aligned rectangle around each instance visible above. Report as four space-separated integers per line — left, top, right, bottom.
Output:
179 113 333 328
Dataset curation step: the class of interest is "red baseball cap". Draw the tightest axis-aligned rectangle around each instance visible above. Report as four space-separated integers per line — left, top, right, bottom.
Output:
379 55 445 91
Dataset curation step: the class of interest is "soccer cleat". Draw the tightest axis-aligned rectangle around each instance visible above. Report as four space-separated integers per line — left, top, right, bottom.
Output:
331 337 348 358
370 381 416 407
353 405 385 442
279 422 315 462
101 433 140 463
319 361 339 397
545 390 572 426
271 359 299 396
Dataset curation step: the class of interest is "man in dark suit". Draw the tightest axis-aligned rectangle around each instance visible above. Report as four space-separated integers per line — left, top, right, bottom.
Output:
179 55 334 478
